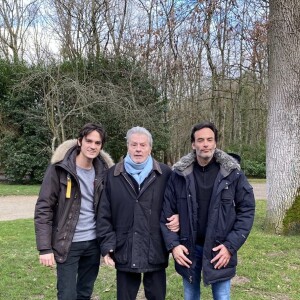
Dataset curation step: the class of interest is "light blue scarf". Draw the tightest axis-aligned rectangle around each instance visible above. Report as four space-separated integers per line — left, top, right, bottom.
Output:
124 154 153 185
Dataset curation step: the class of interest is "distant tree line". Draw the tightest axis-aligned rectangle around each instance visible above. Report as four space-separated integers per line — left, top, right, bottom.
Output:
0 0 268 182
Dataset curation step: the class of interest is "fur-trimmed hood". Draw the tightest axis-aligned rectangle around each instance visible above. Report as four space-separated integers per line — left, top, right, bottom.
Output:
51 139 114 168
173 148 240 176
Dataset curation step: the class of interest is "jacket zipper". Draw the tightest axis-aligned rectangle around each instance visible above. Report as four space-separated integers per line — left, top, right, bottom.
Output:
122 173 156 196
122 174 137 194
139 174 156 195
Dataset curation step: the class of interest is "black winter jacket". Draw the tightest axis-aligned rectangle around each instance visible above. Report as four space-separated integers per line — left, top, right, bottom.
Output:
160 149 255 285
97 159 171 273
34 139 114 263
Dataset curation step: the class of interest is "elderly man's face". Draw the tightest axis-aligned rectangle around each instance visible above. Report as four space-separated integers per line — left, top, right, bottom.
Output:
127 133 152 163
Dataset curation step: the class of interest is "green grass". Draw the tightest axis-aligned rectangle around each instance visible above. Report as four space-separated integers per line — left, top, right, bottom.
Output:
0 200 299 299
0 182 40 196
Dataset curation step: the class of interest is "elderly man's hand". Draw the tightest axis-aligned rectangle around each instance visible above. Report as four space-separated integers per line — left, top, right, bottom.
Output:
103 251 115 267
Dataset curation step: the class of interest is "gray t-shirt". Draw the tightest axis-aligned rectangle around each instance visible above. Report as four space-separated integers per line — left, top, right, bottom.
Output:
73 165 96 242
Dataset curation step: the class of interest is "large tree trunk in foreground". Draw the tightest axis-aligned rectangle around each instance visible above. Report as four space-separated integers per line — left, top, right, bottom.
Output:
266 0 300 233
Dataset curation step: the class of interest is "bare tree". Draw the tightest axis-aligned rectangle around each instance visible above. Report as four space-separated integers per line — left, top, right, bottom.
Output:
103 0 128 56
0 0 39 62
44 0 109 59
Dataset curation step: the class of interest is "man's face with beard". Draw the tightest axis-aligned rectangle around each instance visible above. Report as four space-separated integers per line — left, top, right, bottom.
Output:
192 127 216 166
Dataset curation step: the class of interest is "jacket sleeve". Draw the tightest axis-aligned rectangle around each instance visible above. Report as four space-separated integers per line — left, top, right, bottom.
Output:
34 164 59 253
96 173 116 256
160 173 181 251
223 172 255 255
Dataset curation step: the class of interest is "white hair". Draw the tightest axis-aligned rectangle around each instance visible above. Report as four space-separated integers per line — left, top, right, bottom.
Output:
126 126 153 147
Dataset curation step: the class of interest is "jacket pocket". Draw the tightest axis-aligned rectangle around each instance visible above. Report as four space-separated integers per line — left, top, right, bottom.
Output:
221 188 234 203
227 252 238 267
114 232 129 264
217 189 236 236
148 233 168 264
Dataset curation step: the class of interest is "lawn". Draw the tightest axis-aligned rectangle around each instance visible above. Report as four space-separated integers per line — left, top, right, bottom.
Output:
0 182 40 196
0 200 299 299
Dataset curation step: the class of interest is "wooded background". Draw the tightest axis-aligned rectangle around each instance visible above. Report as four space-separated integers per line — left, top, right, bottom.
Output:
0 0 267 182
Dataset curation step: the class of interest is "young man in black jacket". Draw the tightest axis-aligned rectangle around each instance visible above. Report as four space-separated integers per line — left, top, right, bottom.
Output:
34 123 113 300
161 121 255 300
97 126 178 300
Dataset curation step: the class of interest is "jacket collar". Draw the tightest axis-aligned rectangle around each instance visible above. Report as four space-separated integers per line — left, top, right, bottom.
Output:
50 139 114 169
114 157 162 176
173 149 240 177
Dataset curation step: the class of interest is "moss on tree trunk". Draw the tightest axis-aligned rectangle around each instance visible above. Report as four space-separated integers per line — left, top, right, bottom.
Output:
283 189 300 235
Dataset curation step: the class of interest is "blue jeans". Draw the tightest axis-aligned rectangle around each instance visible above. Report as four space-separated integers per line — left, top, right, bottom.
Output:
183 245 231 300
56 239 100 300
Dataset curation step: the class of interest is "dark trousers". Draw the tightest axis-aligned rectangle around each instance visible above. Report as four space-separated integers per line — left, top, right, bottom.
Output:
116 269 166 300
56 239 100 300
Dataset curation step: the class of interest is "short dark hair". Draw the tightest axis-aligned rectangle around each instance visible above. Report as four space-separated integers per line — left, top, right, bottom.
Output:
77 123 107 148
190 121 218 143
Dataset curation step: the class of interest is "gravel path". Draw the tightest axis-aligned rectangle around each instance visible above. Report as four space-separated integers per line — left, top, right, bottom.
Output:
0 183 266 221
0 195 37 221
252 183 266 200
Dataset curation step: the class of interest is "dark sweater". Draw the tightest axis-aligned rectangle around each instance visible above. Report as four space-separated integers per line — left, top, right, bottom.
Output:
193 158 219 245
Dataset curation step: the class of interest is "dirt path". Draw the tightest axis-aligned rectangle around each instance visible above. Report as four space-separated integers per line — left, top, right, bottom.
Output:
0 183 266 221
0 195 37 221
252 183 266 200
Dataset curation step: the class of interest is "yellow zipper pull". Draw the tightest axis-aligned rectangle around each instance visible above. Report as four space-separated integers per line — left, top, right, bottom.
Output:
66 174 71 198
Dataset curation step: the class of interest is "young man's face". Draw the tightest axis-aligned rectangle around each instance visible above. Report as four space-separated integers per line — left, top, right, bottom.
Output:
192 127 216 166
127 133 152 164
78 130 102 161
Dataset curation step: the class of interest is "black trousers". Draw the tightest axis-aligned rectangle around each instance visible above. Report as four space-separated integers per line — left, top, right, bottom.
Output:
56 239 100 300
116 269 166 300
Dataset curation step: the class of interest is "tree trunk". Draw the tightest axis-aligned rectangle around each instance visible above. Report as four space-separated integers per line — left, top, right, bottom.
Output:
266 0 300 233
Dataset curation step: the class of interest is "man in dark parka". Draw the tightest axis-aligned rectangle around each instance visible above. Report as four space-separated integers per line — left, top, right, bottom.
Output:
160 121 255 300
35 123 114 300
97 126 178 300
